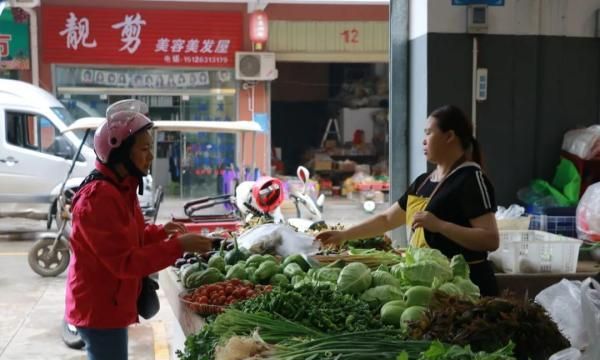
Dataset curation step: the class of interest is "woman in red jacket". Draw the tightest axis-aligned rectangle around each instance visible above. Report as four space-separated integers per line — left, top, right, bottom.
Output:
65 100 212 360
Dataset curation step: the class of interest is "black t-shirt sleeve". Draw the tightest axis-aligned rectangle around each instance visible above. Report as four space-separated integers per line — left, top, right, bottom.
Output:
459 169 497 219
398 173 429 210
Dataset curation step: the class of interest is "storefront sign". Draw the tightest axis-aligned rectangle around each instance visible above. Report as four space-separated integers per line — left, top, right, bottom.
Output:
268 20 387 54
0 8 30 70
42 6 243 68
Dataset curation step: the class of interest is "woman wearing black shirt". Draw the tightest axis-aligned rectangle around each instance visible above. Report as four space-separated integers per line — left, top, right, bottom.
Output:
317 105 500 296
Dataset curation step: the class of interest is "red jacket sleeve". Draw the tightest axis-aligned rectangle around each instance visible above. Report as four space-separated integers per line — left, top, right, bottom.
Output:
144 224 168 245
75 189 183 279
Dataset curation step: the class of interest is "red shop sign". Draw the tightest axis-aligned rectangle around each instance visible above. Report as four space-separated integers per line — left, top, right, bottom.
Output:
41 6 243 68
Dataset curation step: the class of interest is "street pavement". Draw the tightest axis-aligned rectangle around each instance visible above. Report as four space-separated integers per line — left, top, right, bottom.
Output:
0 196 385 359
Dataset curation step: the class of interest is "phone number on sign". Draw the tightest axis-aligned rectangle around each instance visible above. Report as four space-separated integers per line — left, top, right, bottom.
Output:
163 55 229 64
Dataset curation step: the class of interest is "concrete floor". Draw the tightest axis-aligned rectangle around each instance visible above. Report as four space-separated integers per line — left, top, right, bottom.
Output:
0 196 383 359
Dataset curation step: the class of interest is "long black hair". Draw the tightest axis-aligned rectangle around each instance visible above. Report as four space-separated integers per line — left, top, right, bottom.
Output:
429 105 483 166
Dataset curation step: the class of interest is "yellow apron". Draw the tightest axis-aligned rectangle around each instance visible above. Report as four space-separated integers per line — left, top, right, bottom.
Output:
406 194 430 248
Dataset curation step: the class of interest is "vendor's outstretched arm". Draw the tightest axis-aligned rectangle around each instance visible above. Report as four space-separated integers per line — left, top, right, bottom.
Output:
343 202 406 241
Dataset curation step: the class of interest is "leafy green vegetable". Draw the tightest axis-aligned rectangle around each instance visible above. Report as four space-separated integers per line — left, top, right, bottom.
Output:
452 277 480 302
361 285 404 308
416 341 516 360
175 324 219 360
337 262 373 294
450 255 469 279
313 267 341 283
372 269 401 287
234 283 381 333
404 248 450 268
402 261 453 287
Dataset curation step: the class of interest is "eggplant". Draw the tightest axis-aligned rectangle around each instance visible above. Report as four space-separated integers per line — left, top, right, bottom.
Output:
187 257 199 265
174 258 187 268
183 252 196 260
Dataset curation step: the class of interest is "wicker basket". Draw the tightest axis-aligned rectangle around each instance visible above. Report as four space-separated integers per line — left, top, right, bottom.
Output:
179 292 226 316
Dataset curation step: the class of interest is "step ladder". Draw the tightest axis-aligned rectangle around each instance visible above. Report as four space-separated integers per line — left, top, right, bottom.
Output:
320 118 342 147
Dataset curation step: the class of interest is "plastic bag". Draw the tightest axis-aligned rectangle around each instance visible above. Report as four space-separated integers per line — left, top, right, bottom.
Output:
549 348 582 360
576 182 600 242
562 125 600 160
535 279 587 349
580 278 600 360
496 204 525 219
518 158 581 207
237 223 319 257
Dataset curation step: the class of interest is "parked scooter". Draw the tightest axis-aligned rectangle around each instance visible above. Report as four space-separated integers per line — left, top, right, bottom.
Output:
235 166 325 232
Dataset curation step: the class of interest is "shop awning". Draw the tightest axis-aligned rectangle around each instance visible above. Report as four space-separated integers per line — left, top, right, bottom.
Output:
63 117 263 134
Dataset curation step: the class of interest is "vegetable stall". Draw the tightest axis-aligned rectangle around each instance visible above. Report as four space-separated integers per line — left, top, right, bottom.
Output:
158 221 598 360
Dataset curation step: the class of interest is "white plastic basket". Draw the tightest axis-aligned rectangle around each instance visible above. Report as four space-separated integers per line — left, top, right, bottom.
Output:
488 230 582 273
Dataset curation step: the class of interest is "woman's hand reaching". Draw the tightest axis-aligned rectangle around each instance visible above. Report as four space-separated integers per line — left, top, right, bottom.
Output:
163 222 187 236
315 230 347 249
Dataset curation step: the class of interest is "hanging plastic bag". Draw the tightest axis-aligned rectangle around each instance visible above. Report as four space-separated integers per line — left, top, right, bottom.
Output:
580 277 600 360
237 223 319 257
576 182 600 242
535 279 587 349
562 125 600 160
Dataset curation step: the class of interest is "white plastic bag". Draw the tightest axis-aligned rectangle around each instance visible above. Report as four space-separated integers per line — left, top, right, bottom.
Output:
237 223 319 257
562 125 600 160
535 279 587 349
549 348 582 360
580 278 600 360
576 182 600 241
495 204 525 220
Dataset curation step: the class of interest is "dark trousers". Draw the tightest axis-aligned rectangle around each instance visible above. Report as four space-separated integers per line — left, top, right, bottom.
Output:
77 327 128 360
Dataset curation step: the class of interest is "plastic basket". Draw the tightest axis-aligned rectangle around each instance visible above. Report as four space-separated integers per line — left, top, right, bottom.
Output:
529 214 577 238
488 230 582 273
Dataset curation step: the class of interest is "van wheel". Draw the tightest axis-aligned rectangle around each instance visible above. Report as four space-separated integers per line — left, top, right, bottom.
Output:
28 235 70 277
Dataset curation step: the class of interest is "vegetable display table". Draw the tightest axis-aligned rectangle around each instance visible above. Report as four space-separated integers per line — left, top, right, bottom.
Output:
159 268 206 336
496 260 599 299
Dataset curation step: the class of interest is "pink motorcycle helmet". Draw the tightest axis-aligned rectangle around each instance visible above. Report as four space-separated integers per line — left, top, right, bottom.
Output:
252 177 284 213
94 99 152 164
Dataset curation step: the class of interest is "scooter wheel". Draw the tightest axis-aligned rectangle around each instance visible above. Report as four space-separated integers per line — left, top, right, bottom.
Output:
28 235 70 277
62 319 85 350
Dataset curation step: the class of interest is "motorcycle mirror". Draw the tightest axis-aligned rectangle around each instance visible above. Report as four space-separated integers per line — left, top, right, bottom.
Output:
316 194 325 207
297 166 310 193
297 166 310 183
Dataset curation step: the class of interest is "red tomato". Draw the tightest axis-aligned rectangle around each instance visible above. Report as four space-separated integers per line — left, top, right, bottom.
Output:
245 289 256 297
217 296 227 305
224 286 234 295
198 296 208 304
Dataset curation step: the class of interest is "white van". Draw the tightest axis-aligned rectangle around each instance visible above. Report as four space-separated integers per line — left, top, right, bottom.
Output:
0 80 155 221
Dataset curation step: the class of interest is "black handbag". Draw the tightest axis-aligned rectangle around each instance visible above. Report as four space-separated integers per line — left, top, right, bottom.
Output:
137 276 160 319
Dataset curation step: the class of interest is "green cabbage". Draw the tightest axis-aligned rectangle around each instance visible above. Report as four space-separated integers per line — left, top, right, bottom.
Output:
337 262 372 294
401 261 453 287
360 285 404 307
372 269 401 288
450 255 470 278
